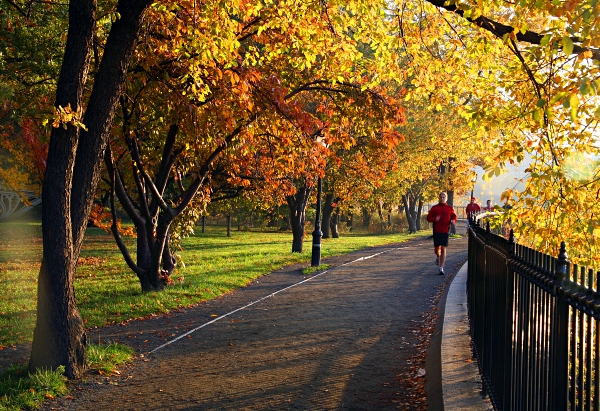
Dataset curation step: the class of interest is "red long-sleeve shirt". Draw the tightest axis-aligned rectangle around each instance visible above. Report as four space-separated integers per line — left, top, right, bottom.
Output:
466 203 481 215
427 203 457 234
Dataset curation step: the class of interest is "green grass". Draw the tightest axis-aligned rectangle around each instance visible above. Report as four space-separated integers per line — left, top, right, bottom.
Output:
0 343 133 411
0 365 67 411
0 221 426 346
86 342 135 374
302 264 331 275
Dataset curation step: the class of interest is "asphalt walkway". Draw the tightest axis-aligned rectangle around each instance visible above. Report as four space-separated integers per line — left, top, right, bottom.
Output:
24 230 490 410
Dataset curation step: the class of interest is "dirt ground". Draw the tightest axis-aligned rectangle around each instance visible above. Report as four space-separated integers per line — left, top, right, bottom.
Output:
6 234 468 411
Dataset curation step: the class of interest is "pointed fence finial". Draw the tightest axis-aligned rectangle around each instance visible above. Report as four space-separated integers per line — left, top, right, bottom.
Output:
556 241 569 283
506 229 515 255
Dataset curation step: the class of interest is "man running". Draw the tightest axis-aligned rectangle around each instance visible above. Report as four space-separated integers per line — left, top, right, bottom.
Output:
426 192 457 275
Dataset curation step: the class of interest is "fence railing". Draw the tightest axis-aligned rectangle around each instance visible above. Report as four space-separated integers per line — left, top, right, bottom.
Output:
0 189 41 220
468 217 600 410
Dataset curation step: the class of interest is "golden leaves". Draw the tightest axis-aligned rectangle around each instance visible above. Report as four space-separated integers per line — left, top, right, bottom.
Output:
43 104 87 131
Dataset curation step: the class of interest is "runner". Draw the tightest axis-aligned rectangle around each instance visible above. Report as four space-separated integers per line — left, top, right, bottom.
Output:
426 192 457 275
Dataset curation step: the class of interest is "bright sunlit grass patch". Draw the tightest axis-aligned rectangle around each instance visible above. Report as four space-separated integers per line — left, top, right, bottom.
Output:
86 342 134 374
0 221 425 346
0 342 133 411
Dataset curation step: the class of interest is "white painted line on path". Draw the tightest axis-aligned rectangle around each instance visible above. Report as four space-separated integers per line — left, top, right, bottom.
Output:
150 246 410 353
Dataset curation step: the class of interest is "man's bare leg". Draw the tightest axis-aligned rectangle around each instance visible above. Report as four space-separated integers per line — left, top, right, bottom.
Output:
439 246 447 269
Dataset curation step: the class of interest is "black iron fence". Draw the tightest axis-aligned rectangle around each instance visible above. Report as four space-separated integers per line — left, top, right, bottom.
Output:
468 218 600 410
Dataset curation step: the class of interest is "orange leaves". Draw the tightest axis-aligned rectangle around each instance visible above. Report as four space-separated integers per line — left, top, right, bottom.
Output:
89 204 136 238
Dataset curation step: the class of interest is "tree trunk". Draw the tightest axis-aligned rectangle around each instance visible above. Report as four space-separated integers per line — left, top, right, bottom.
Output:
362 207 371 227
287 185 310 253
402 194 417 234
227 214 231 237
321 193 334 239
416 198 424 231
29 0 96 379
290 213 305 252
137 221 152 271
161 230 176 276
331 212 339 238
30 260 87 379
30 0 153 378
377 201 384 225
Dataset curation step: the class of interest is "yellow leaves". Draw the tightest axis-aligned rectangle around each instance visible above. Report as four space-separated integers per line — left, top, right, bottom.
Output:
43 104 87 131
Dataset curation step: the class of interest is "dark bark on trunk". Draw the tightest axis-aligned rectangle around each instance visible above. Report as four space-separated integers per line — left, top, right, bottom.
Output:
136 223 151 271
416 199 423 231
31 0 153 379
402 194 419 234
30 260 87 379
30 0 97 379
162 233 176 276
331 212 339 238
71 0 153 258
362 207 371 227
321 193 334 239
287 185 311 253
147 211 174 290
227 214 232 237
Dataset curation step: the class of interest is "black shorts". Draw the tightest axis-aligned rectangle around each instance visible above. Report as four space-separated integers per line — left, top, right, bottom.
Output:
433 232 450 247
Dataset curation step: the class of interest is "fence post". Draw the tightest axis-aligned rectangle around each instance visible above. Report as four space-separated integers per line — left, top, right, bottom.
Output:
552 241 570 410
502 229 515 410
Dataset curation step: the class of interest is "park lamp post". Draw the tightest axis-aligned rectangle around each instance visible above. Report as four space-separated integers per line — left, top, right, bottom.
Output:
311 137 327 267
469 172 478 224
470 171 478 200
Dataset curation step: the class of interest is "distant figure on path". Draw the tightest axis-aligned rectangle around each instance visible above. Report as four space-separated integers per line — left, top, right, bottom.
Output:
427 192 457 275
465 197 481 218
483 199 494 212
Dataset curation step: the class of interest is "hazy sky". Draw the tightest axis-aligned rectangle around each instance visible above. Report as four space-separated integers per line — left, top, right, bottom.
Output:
471 160 529 206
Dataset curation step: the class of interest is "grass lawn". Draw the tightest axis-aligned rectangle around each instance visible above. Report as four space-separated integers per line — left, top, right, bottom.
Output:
0 221 427 347
0 342 133 411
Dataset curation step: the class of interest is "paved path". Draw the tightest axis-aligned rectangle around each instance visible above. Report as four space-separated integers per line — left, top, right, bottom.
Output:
36 234 468 411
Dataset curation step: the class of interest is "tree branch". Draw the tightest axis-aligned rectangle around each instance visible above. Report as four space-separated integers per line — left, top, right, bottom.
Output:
425 0 600 61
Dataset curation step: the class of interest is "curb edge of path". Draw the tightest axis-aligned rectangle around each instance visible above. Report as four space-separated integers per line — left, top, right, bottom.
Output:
441 262 493 411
